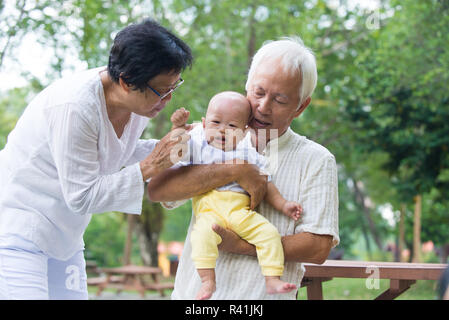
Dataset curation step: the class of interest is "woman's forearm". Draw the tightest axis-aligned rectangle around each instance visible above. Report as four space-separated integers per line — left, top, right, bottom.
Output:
147 164 242 202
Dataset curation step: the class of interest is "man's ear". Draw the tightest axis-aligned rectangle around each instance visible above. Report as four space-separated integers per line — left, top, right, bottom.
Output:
294 96 312 118
202 117 206 128
118 73 131 93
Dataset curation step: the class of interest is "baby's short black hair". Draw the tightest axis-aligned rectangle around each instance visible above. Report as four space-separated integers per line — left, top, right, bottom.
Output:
107 19 193 91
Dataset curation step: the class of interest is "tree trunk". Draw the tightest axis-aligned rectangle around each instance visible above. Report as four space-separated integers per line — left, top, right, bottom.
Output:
412 194 422 263
394 234 400 262
360 209 373 260
123 214 135 265
398 203 406 262
247 2 257 69
352 178 383 251
134 220 159 267
135 195 164 267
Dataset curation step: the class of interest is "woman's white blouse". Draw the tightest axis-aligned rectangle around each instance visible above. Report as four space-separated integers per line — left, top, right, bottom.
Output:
0 67 157 260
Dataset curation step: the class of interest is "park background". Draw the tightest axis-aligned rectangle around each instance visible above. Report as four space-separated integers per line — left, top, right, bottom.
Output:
0 0 448 299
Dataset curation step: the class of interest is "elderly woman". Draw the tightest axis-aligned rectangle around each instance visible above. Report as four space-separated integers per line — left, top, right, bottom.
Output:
0 19 192 299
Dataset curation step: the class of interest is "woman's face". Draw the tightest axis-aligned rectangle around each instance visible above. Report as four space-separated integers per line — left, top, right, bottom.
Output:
127 71 181 118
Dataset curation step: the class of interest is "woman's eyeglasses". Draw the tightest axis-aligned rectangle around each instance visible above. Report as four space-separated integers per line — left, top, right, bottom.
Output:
147 78 184 100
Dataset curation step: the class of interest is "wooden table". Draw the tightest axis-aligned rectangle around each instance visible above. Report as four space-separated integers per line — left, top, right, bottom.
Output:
301 260 447 300
95 264 174 298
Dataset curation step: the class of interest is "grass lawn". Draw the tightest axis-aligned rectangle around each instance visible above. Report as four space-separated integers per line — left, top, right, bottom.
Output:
297 278 440 300
87 274 439 300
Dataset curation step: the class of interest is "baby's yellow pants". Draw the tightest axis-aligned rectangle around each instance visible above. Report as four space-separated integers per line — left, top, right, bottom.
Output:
191 190 284 276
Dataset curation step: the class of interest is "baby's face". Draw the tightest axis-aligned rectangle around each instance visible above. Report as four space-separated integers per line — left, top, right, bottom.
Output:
203 95 250 151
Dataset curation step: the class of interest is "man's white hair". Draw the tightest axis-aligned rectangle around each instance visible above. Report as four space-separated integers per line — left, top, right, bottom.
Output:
245 36 318 109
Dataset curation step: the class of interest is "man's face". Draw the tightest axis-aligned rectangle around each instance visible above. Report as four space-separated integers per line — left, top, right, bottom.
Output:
247 58 309 143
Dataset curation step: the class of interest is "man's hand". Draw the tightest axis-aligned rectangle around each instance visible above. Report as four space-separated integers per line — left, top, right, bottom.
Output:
212 224 256 257
235 164 268 210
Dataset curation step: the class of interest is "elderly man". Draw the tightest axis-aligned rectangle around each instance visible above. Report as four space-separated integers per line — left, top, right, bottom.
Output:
148 37 339 300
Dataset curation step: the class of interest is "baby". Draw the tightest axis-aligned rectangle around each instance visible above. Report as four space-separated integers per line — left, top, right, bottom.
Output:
170 91 302 300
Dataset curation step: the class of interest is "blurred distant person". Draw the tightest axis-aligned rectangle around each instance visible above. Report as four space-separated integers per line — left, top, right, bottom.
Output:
439 266 449 300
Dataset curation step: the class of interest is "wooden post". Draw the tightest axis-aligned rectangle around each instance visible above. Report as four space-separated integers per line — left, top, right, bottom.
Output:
412 195 422 263
375 279 416 300
306 278 324 300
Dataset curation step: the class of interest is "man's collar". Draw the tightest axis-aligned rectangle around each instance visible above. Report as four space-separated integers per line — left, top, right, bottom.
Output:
267 127 293 150
255 127 294 155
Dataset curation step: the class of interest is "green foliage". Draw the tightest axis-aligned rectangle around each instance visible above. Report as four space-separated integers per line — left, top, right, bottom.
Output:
83 212 129 267
0 88 24 147
338 0 449 248
1 0 448 263
346 0 449 194
160 201 193 242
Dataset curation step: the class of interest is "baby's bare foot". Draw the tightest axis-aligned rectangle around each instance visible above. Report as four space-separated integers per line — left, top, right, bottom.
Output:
196 280 216 300
265 277 297 294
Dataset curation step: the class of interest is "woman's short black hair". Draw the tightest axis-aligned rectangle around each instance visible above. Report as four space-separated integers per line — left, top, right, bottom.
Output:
107 19 193 91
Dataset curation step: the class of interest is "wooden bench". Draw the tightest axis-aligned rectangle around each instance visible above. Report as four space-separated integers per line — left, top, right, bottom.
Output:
85 260 100 275
87 275 124 286
86 260 125 288
94 264 174 298
301 260 447 300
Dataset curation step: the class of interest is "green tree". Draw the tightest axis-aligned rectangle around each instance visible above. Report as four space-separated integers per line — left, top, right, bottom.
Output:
0 87 27 147
83 212 135 267
343 0 449 261
4 0 447 265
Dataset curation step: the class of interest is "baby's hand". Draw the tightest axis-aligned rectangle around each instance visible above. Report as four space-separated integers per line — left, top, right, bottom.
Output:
171 107 190 130
282 201 302 221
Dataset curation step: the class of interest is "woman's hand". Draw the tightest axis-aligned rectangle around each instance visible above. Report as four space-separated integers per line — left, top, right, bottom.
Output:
140 128 190 181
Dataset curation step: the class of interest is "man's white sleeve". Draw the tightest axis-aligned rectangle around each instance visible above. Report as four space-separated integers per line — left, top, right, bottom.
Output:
295 154 340 247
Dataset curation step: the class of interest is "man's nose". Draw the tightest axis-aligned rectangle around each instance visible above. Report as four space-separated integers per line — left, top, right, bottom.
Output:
257 96 272 115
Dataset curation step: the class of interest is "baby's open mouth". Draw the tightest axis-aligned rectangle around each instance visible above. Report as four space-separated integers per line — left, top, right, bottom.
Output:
213 136 226 144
